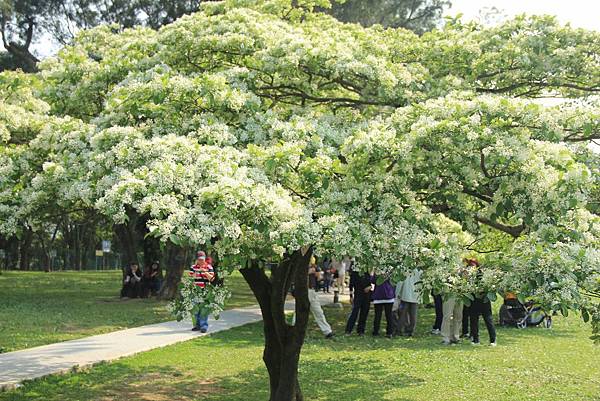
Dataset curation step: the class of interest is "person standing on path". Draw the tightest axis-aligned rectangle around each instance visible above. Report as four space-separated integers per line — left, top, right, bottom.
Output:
330 257 344 294
372 277 395 338
397 269 423 337
337 256 350 294
345 267 372 335
189 251 215 333
299 256 334 338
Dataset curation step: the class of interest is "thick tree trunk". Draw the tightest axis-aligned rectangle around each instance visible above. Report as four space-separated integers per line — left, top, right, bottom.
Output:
159 244 188 300
114 221 139 266
241 248 312 401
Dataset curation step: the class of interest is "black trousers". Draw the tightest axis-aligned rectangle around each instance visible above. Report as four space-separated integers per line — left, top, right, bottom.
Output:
121 281 142 298
470 298 497 343
462 304 472 336
345 294 370 334
373 303 393 336
433 293 443 330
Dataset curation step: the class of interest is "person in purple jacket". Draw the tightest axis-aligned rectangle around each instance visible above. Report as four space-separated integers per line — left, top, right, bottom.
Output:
372 276 396 338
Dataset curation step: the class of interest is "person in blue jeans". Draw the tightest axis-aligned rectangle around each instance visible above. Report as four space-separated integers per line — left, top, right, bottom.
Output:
189 251 215 333
195 309 209 332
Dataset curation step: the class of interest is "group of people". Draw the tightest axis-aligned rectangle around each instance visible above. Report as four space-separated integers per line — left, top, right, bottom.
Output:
302 256 423 340
120 261 163 298
310 256 350 294
153 249 497 346
305 256 497 347
343 268 423 338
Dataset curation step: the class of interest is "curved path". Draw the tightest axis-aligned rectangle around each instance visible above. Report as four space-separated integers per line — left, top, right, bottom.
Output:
0 292 346 390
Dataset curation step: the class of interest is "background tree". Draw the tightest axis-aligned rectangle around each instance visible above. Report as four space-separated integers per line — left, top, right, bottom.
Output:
0 0 205 72
326 0 450 33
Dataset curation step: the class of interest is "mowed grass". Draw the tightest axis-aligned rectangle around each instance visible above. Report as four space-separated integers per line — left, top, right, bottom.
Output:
2 303 599 401
0 270 255 352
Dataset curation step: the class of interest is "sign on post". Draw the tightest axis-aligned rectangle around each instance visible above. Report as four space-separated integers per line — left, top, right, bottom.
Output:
102 240 111 253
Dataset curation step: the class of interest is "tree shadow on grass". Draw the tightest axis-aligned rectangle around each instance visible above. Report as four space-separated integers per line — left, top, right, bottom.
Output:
0 362 224 401
201 356 424 401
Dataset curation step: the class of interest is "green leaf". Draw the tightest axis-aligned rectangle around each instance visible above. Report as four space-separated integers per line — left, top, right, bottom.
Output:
582 309 590 323
169 234 180 246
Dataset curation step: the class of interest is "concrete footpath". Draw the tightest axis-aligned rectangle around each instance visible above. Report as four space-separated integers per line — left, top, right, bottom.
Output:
0 291 347 391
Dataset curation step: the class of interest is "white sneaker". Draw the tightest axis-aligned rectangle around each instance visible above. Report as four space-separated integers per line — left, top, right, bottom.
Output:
431 329 441 335
471 341 481 346
490 342 497 347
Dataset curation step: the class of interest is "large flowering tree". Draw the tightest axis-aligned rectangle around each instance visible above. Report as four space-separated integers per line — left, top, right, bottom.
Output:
1 0 599 399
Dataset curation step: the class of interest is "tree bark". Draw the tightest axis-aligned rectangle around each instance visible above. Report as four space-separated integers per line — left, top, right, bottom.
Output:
241 248 312 401
19 228 33 271
159 244 188 300
114 211 141 266
1 16 39 73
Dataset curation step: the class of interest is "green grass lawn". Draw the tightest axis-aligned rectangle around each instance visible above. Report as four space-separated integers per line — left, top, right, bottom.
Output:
0 270 255 353
2 302 599 401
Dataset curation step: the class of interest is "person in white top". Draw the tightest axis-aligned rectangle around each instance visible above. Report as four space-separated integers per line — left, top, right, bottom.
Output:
396 269 423 336
335 256 349 294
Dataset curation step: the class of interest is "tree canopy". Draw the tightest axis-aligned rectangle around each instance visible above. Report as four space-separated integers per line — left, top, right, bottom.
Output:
1 0 599 398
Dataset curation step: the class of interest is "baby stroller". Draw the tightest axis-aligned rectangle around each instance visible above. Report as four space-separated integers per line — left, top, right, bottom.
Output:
499 297 552 329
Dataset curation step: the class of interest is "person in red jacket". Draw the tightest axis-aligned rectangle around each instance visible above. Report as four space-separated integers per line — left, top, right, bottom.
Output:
189 251 215 332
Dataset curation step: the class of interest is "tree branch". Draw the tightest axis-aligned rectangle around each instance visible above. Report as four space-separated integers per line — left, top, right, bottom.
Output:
475 216 525 238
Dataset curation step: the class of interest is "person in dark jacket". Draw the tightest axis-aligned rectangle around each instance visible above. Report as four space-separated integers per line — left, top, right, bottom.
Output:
121 262 142 298
142 261 163 297
468 259 497 346
345 267 372 335
372 276 395 337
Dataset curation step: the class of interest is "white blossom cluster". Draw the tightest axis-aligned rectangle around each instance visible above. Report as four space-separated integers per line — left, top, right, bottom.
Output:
169 275 232 321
